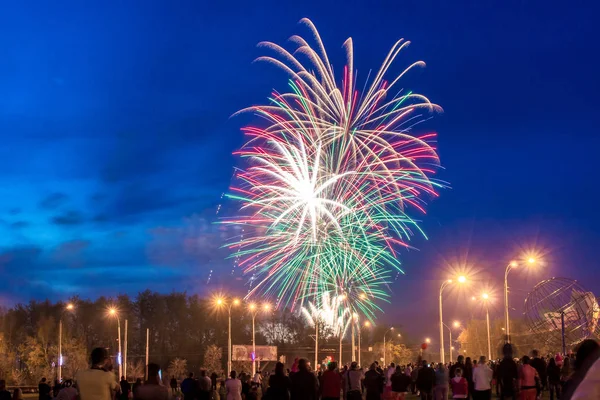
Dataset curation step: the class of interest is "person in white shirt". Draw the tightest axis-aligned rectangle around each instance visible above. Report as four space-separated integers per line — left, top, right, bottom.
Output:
472 356 493 400
252 370 262 388
225 371 242 400
76 348 120 400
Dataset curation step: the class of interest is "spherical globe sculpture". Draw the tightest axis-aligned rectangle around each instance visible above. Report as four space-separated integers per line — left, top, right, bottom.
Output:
524 277 600 351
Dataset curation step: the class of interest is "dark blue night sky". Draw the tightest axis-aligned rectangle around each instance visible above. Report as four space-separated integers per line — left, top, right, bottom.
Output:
1 0 598 337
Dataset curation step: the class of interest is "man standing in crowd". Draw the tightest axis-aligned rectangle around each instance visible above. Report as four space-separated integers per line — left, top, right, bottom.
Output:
473 356 493 400
76 347 120 400
530 350 547 399
135 363 169 400
181 373 196 400
344 362 364 400
320 362 342 400
289 358 318 400
416 360 435 400
497 344 518 400
197 370 212 400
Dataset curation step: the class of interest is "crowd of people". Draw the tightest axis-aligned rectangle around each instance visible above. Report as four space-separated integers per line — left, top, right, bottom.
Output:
0 339 599 400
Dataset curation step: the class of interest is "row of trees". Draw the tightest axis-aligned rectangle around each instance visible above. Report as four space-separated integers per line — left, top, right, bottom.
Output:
0 290 554 385
456 317 558 360
0 291 417 385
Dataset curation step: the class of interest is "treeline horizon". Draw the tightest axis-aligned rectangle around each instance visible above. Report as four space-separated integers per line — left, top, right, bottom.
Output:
0 290 562 386
0 290 412 385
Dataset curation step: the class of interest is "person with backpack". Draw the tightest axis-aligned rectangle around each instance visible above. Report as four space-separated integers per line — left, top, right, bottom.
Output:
344 362 364 400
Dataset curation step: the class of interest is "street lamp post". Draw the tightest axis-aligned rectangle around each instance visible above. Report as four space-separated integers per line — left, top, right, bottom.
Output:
504 258 536 343
383 327 394 367
360 320 371 368
216 297 241 375
353 314 366 367
249 303 270 376
482 293 492 361
339 330 343 367
109 308 122 379
351 323 355 362
442 321 460 364
439 276 466 364
58 303 75 383
124 319 128 380
315 318 319 370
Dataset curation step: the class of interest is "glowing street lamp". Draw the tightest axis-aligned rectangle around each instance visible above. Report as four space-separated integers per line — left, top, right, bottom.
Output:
425 337 431 344
249 302 270 376
108 307 122 379
383 327 395 367
443 320 461 363
504 256 539 343
473 294 492 360
214 296 241 375
439 276 466 364
58 302 75 382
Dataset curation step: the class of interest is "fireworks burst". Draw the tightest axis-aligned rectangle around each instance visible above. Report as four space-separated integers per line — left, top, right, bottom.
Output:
225 18 444 316
301 292 349 338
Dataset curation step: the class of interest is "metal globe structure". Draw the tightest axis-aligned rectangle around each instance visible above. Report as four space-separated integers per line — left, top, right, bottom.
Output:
524 277 600 352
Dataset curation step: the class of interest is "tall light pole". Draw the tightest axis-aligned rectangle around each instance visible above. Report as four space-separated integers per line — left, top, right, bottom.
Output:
482 293 492 361
249 303 270 376
442 321 461 363
360 320 371 368
124 319 128 380
337 294 347 367
504 257 536 343
439 276 466 364
351 322 356 362
339 329 343 367
216 297 241 375
58 303 75 383
315 317 319 370
383 327 394 367
109 308 122 379
145 328 149 379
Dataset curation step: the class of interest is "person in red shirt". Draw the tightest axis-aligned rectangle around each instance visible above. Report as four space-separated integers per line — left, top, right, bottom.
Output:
518 356 539 400
450 368 469 399
320 361 342 400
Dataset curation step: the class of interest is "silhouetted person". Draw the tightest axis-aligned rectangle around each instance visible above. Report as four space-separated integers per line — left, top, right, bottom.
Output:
53 379 61 398
136 363 168 400
364 363 384 400
289 358 318 400
38 378 52 400
547 357 561 400
267 362 292 400
120 376 130 400
496 344 518 400
391 365 412 400
170 376 177 395
75 347 119 400
0 380 11 400
530 349 547 397
416 360 435 400
197 370 211 400
56 379 77 400
210 372 218 391
133 378 143 399
320 362 341 400
181 373 196 400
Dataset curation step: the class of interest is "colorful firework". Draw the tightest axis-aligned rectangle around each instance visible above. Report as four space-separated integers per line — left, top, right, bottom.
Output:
301 292 349 338
225 18 444 316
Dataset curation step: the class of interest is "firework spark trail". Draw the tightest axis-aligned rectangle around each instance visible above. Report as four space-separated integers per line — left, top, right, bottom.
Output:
225 18 445 317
